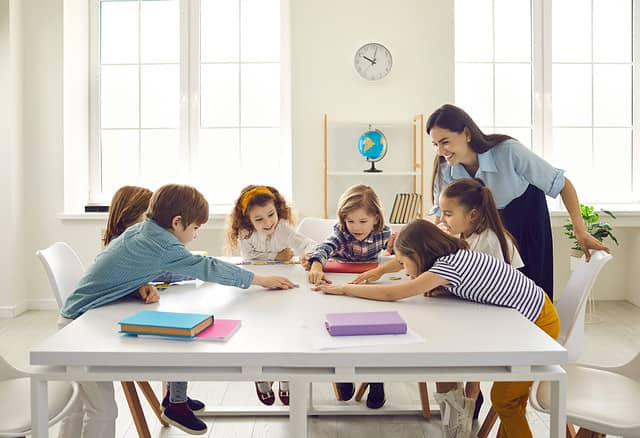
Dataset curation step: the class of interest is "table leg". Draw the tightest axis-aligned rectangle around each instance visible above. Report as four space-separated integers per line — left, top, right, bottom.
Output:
289 379 308 437
550 376 567 438
31 376 49 438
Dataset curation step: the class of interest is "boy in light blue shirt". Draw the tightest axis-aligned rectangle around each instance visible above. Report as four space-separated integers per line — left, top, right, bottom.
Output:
61 184 295 436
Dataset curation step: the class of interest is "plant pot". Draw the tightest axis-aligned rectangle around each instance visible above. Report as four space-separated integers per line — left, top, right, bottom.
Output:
569 249 583 272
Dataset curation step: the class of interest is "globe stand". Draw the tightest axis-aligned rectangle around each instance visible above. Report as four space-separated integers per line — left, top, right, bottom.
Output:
364 161 383 173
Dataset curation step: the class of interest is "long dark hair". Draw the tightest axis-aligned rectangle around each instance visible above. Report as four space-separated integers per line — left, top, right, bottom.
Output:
427 104 513 203
442 178 517 263
394 219 468 273
103 186 152 247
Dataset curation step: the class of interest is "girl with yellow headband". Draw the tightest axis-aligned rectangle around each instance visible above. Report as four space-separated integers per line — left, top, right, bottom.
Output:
225 184 317 406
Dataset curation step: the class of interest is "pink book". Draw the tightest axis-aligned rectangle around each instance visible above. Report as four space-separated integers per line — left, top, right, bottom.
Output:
325 311 407 336
194 319 241 341
135 319 241 342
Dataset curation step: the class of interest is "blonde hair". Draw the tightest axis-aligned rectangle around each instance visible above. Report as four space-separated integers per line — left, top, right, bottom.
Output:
225 185 293 254
103 186 153 247
147 184 209 229
337 184 385 233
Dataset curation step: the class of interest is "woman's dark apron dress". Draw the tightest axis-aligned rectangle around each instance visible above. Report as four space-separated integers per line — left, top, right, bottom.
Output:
499 184 554 300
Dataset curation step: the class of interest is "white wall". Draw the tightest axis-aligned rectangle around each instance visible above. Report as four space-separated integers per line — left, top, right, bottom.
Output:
3 0 636 314
0 0 24 316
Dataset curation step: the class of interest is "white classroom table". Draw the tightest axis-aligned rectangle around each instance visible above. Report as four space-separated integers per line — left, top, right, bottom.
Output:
30 263 567 437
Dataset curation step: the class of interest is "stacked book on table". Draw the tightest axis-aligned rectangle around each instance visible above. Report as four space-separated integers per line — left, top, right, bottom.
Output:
119 310 240 342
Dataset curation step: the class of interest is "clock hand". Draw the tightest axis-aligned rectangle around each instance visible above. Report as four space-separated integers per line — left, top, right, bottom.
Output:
362 55 376 65
373 46 378 60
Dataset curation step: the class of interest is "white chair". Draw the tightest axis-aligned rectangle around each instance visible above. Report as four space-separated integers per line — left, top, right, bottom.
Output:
478 250 613 437
296 217 336 243
528 256 639 437
0 354 79 437
36 242 85 309
36 242 167 437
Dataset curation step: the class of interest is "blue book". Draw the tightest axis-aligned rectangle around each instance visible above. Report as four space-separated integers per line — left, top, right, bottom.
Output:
118 310 213 338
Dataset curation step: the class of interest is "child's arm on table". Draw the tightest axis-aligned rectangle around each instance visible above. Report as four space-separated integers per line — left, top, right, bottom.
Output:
137 284 160 304
314 271 448 301
351 259 402 284
308 260 331 286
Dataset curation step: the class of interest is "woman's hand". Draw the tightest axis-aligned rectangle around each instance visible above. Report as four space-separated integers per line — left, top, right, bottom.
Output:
312 283 346 295
138 284 160 304
252 275 296 290
351 268 383 284
308 261 331 286
275 247 294 262
575 229 610 261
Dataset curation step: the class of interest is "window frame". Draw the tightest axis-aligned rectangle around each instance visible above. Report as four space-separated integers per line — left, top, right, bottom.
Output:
455 0 640 208
88 0 292 211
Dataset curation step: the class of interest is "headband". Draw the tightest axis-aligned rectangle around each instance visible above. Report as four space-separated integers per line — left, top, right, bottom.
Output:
240 186 273 214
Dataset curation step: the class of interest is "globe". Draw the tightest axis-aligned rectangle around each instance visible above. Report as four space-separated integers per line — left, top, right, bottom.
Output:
357 128 388 172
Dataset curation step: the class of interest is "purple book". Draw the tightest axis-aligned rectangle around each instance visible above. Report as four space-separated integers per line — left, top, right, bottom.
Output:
325 311 407 336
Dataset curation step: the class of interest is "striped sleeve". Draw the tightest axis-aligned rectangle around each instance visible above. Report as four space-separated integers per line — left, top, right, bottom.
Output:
428 258 462 288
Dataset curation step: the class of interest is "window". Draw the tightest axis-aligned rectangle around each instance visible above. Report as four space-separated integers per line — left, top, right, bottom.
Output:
90 0 291 213
455 0 638 205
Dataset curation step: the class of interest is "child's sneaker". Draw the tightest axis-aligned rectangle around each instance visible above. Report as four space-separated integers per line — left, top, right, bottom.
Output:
161 402 208 435
162 392 205 414
434 387 474 438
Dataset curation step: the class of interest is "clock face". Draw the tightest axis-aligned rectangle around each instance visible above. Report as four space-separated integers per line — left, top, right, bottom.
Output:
354 43 393 81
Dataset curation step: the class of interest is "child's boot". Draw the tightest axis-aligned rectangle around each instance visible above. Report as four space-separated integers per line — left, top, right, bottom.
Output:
254 381 275 405
365 383 386 409
335 382 355 401
278 381 290 405
161 401 207 435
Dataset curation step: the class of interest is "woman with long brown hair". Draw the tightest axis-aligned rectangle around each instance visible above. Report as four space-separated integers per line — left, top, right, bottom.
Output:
427 104 608 300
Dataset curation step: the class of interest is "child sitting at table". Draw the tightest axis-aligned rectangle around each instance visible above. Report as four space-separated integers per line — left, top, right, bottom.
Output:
306 184 391 409
314 218 560 438
225 184 317 406
61 184 296 436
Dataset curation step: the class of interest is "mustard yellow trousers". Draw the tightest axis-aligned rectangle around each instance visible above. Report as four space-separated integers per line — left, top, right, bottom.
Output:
491 294 560 438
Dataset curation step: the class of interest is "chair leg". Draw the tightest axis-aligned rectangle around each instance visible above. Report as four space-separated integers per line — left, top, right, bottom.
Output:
566 422 577 438
354 382 368 402
136 381 169 426
332 383 341 400
477 406 499 438
418 382 431 418
121 381 151 438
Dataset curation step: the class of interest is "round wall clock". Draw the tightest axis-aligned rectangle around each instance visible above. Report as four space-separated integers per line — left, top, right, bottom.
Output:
354 42 393 81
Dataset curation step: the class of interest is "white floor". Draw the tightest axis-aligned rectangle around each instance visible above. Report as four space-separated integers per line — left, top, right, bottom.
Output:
2 300 639 438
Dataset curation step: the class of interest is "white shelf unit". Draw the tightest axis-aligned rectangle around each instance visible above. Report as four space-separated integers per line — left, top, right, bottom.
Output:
322 114 425 221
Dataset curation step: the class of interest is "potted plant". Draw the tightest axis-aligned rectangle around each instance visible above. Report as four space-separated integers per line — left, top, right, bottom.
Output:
563 204 619 270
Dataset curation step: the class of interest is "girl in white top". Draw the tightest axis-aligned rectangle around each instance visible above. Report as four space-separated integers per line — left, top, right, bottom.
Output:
226 185 316 262
439 177 523 268
225 185 317 407
315 219 559 438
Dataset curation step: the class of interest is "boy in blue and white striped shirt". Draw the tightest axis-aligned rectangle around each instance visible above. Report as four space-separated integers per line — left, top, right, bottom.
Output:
314 219 560 438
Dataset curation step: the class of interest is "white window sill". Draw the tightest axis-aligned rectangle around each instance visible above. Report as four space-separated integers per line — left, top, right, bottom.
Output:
57 213 228 229
549 208 640 227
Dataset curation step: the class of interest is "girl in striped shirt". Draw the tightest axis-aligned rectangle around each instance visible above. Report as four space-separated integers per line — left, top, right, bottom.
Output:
314 219 560 438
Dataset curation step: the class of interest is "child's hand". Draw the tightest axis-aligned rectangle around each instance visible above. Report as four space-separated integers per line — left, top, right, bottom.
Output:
308 261 331 286
385 233 397 254
424 286 450 297
275 247 294 262
312 283 345 295
351 268 382 284
138 284 160 304
252 275 296 290
300 253 311 270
